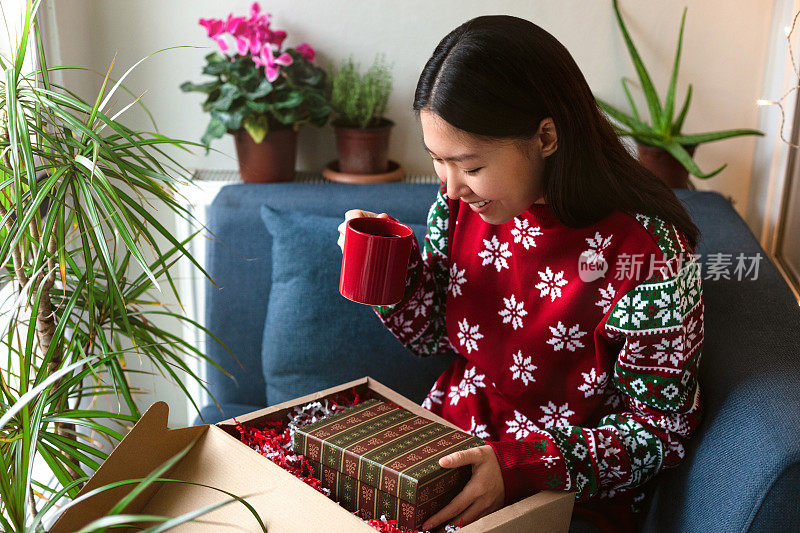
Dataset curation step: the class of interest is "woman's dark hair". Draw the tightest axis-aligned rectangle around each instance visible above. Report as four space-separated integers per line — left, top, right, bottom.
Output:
414 15 700 250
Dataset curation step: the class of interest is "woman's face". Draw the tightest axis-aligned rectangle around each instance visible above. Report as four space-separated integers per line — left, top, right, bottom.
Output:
420 109 557 225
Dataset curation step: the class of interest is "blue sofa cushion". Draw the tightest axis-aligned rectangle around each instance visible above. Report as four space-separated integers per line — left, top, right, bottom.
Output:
258 205 452 406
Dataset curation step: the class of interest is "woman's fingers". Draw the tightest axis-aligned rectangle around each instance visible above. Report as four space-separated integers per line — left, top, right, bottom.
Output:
338 210 391 252
439 447 482 468
339 211 368 252
421 481 479 530
449 501 490 529
344 209 371 221
344 209 390 222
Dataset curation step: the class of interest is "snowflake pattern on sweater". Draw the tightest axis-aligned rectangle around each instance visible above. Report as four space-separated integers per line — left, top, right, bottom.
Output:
373 182 704 524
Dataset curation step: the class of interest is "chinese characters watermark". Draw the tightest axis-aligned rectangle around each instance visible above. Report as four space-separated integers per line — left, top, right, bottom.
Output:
578 251 763 282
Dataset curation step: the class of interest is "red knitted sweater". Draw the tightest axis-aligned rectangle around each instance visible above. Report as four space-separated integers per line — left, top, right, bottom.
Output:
373 182 704 532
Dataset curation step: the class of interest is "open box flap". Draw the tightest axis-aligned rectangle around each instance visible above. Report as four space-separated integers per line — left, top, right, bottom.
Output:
50 402 206 533
140 424 372 532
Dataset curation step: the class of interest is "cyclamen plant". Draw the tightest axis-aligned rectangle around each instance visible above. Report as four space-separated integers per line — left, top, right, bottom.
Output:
181 3 330 149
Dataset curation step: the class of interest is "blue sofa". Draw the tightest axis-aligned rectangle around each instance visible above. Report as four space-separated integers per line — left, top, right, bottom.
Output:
198 182 800 532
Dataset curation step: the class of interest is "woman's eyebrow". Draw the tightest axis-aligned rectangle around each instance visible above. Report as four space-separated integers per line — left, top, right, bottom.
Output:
422 139 480 162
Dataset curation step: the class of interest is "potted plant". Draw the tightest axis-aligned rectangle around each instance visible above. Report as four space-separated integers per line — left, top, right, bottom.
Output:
181 2 330 182
325 54 403 183
595 0 763 188
0 1 262 529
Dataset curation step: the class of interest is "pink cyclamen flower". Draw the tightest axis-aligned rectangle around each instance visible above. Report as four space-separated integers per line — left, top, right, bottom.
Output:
253 45 293 82
267 29 287 48
295 43 315 62
253 23 276 56
233 24 258 56
199 18 229 52
249 2 271 26
199 17 225 38
225 14 246 34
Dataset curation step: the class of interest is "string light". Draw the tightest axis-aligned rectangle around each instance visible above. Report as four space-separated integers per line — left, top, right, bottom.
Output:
758 10 800 147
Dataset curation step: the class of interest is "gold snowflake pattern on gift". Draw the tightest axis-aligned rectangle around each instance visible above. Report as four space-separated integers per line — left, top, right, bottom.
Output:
402 503 415 520
308 442 320 457
381 499 393 514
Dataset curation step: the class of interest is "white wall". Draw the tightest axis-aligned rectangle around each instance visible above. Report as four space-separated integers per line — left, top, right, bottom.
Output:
40 0 776 425
46 0 775 212
0 0 36 74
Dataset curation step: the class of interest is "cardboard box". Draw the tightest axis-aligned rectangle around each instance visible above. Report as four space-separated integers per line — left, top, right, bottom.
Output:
50 377 575 532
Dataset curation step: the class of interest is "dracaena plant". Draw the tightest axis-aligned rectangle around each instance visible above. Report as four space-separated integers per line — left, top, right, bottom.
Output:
180 2 331 150
0 1 258 530
595 0 763 179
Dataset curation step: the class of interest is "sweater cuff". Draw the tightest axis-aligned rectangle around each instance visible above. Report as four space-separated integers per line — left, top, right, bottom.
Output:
487 435 562 505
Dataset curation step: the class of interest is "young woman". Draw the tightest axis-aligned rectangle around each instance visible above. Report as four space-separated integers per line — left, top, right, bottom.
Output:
338 15 703 533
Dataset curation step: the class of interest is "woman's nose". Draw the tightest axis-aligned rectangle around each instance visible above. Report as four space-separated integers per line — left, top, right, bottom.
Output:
445 169 469 200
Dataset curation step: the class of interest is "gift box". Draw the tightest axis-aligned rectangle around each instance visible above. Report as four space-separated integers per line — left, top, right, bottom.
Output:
50 377 575 532
295 398 483 529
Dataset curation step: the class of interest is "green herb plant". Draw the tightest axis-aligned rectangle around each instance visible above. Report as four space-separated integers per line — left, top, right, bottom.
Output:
330 54 393 129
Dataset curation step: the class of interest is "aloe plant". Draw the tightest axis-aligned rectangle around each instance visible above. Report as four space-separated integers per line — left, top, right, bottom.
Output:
0 1 253 530
596 0 763 179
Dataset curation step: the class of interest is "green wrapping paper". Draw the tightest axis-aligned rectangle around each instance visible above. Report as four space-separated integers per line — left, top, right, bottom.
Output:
294 398 485 529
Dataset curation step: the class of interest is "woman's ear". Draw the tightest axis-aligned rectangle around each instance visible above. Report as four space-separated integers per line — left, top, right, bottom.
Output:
538 117 558 157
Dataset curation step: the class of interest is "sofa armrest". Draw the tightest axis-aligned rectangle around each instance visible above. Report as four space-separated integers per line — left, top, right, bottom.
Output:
642 191 800 532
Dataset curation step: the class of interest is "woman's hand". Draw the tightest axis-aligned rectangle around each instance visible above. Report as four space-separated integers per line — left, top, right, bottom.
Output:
337 209 390 252
421 445 505 530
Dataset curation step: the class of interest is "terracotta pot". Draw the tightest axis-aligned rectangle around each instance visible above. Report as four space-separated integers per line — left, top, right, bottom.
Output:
334 118 394 175
636 142 697 189
233 128 297 183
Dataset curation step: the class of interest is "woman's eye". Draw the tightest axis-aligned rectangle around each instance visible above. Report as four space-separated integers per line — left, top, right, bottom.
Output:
430 158 480 175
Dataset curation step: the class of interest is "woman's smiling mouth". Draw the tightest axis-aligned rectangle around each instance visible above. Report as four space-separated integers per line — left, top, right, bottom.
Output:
468 199 492 212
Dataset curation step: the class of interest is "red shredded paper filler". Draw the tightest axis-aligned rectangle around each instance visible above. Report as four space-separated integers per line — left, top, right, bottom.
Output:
232 388 451 532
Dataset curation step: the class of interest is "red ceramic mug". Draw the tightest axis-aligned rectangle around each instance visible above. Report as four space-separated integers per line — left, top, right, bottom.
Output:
339 217 414 305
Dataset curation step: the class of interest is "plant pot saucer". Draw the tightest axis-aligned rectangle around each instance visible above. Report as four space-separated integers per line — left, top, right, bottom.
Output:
322 160 404 184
